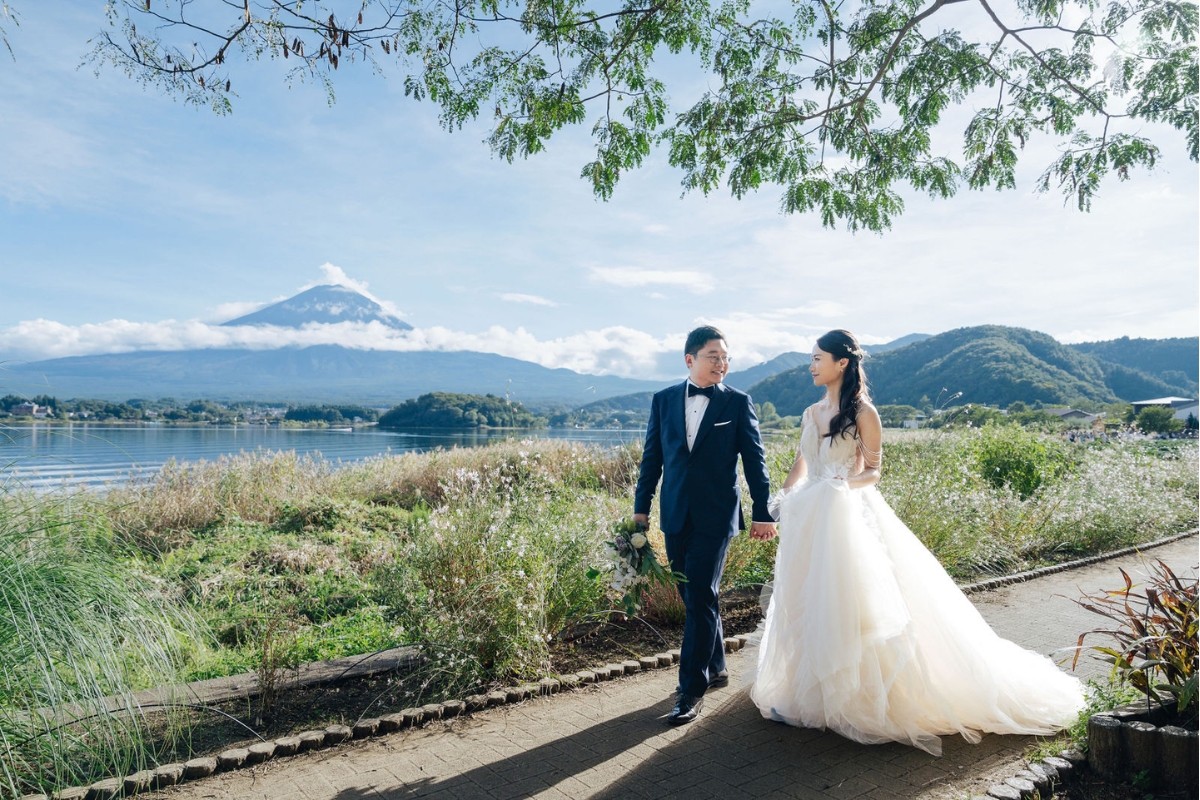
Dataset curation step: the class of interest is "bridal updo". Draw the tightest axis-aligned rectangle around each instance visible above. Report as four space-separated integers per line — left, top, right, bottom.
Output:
817 329 869 441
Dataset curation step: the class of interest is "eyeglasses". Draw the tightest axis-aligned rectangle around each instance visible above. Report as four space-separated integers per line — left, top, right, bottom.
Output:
695 354 733 365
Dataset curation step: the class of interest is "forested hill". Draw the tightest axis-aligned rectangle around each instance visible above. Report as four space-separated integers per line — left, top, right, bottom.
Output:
749 326 1197 415
1068 337 1198 394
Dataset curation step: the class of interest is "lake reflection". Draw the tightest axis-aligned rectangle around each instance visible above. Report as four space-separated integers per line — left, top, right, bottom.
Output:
0 424 645 491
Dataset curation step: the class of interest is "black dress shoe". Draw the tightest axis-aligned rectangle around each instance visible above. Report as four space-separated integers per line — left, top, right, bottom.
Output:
668 693 704 725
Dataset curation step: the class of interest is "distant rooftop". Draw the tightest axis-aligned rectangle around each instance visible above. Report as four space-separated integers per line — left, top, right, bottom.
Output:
1131 396 1196 408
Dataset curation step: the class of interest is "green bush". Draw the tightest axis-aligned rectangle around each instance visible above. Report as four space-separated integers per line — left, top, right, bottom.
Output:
1137 405 1185 434
966 423 1074 498
379 467 612 689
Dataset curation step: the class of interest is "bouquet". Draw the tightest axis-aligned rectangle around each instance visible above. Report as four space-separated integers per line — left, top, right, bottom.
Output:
587 519 686 617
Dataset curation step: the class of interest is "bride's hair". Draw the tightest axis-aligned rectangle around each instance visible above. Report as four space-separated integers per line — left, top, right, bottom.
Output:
817 329 869 441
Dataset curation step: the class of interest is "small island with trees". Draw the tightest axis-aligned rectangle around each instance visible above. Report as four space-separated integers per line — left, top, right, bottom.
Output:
378 392 545 429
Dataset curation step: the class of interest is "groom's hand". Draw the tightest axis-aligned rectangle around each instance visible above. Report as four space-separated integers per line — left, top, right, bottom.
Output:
750 522 777 541
633 513 649 527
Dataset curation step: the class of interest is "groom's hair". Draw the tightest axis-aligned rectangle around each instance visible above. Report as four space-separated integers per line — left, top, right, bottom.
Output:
685 326 726 356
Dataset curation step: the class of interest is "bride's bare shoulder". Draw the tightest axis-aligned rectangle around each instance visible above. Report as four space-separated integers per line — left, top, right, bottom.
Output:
856 401 882 427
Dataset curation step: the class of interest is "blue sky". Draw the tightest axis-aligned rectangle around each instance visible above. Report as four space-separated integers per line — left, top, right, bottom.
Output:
1 2 1196 380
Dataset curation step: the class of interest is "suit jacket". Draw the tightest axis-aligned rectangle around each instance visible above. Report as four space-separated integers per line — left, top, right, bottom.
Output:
634 381 772 537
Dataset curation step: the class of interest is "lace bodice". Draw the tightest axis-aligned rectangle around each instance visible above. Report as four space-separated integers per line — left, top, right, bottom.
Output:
799 405 860 479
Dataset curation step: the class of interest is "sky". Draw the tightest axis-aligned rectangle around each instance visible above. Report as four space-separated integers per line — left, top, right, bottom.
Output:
1 2 1197 381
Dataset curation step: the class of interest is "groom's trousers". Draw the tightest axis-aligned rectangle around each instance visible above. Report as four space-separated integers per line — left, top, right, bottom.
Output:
664 513 732 698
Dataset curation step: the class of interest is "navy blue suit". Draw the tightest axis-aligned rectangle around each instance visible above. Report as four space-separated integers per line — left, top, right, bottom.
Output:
634 381 772 697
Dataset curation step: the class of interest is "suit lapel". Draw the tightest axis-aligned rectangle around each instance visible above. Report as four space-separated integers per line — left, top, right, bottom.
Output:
691 383 732 454
669 381 689 451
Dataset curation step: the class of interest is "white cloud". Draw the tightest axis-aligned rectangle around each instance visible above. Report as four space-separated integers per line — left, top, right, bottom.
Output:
498 293 559 307
590 267 715 294
0 309 860 380
643 223 669 234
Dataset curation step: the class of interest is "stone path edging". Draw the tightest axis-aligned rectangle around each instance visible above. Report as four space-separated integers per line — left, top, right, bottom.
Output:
959 528 1198 595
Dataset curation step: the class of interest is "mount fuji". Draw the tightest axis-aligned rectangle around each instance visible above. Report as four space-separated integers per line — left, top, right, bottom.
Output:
223 284 413 330
5 286 666 405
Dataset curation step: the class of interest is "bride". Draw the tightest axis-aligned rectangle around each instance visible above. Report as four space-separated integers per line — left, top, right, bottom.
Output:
750 329 1085 756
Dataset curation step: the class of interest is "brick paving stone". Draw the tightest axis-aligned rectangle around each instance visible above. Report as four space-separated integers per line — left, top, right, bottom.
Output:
138 538 1194 800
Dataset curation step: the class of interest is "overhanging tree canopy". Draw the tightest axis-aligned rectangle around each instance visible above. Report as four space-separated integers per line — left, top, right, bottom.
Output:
89 0 1196 230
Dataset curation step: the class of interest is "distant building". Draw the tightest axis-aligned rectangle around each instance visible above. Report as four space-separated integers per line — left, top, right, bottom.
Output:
12 402 40 417
1131 396 1196 411
1042 408 1099 423
902 413 927 429
1173 401 1199 422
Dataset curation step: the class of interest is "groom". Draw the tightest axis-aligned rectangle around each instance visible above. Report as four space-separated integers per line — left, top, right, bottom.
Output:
634 325 776 725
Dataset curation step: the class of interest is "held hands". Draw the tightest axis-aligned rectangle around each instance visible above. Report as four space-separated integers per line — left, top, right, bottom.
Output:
634 513 776 540
750 521 777 541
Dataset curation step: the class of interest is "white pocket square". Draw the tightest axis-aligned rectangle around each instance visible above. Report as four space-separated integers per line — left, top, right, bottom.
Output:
713 421 732 427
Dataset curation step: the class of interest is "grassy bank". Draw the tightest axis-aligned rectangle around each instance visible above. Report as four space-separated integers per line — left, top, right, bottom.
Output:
58 429 1200 680
1 428 1196 793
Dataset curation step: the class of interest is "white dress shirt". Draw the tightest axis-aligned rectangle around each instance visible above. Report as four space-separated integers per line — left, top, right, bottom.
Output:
685 380 711 451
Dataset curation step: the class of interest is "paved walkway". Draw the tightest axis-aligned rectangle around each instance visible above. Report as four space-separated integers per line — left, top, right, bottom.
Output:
154 538 1197 800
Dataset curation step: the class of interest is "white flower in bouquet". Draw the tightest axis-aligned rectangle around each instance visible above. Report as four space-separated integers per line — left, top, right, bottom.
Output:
586 518 687 616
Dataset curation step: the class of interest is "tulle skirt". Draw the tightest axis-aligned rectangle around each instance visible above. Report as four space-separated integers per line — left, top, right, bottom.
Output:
750 478 1086 756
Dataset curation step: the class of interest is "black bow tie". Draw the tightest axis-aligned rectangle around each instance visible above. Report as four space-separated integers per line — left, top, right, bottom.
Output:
688 383 715 398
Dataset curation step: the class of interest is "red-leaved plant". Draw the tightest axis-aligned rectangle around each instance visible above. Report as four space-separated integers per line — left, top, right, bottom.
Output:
1074 559 1198 718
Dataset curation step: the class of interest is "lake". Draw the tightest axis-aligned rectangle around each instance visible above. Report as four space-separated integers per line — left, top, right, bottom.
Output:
0 424 645 491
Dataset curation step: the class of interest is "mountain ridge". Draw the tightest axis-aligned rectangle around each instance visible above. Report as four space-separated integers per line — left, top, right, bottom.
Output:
724 334 932 390
4 346 667 405
749 326 1197 415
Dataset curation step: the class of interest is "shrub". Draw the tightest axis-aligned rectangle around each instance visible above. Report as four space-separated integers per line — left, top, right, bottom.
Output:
379 464 613 689
966 423 1074 498
1136 405 1184 434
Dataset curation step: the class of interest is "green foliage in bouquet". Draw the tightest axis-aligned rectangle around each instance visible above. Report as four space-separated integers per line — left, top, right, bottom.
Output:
587 519 686 618
1074 559 1199 717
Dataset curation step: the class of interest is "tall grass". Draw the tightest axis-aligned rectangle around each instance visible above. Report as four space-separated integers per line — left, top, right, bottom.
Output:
877 429 1198 578
0 490 196 796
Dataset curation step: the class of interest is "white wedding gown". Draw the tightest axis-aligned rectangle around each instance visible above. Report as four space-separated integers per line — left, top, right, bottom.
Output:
750 408 1086 755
